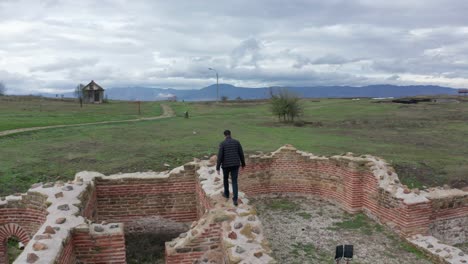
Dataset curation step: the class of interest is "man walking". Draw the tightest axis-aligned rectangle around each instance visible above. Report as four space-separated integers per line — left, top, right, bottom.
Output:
216 130 245 206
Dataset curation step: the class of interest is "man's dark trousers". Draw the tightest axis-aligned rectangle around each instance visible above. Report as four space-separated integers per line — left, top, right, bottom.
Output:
222 166 239 201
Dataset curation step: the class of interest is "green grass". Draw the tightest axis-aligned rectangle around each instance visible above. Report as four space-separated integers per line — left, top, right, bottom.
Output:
329 213 429 260
297 212 312 219
0 98 467 195
330 212 431 261
7 237 22 263
399 241 428 260
333 214 369 229
0 96 162 131
265 199 300 211
290 242 331 263
329 213 383 236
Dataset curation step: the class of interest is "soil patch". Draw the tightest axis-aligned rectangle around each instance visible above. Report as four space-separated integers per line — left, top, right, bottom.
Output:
125 217 189 264
252 196 432 264
126 232 180 264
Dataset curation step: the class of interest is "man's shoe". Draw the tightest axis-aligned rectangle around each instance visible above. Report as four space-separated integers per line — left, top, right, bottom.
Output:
222 193 229 199
233 200 238 206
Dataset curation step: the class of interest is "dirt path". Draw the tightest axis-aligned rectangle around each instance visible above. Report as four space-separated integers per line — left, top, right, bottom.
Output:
0 104 175 137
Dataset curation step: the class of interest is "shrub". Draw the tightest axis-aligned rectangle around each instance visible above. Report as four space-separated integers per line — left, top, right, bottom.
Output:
270 88 303 122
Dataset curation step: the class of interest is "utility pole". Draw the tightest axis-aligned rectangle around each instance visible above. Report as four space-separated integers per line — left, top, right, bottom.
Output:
208 68 219 102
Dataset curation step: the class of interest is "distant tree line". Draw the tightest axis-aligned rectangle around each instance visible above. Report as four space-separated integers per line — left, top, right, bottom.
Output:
220 96 243 102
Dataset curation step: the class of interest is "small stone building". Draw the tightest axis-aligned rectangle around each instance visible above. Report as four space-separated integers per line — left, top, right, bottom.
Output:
82 80 105 103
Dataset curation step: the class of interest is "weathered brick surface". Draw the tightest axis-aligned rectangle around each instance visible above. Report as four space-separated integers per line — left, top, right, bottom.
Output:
95 165 200 232
80 184 97 220
165 222 222 264
0 192 48 264
54 237 76 264
428 194 468 244
71 225 126 264
0 223 31 264
0 192 49 234
195 179 212 218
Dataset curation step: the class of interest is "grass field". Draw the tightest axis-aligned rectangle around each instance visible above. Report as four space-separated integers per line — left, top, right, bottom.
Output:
0 97 467 196
0 96 162 131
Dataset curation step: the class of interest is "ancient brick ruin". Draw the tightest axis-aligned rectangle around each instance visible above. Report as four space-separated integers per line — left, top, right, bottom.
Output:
1 145 467 263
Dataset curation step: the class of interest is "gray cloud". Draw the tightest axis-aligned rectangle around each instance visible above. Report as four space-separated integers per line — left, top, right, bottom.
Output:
311 54 365 65
1 0 468 94
230 38 262 68
31 57 99 72
386 75 400 81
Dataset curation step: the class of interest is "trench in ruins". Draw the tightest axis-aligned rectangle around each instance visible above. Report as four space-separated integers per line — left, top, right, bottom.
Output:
124 217 190 264
93 175 200 264
250 195 436 264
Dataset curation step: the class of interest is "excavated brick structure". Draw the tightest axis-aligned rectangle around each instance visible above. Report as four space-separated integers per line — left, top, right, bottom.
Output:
0 145 467 264
0 192 48 264
238 145 468 263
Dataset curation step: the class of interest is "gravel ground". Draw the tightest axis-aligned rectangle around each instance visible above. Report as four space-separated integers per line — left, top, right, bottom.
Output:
252 195 433 264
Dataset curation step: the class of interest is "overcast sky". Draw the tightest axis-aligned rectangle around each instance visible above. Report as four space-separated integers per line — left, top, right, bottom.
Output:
1 0 468 94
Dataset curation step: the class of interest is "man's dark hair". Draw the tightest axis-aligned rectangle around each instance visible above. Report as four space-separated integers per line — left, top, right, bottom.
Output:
223 130 231 136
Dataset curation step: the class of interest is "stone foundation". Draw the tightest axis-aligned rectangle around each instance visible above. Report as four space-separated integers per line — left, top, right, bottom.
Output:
0 145 466 263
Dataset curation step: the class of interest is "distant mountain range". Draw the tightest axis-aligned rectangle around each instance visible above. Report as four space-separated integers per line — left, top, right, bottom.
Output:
41 84 458 101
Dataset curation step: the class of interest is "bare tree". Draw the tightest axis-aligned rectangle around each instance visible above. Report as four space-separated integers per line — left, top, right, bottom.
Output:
74 83 85 99
0 81 6 96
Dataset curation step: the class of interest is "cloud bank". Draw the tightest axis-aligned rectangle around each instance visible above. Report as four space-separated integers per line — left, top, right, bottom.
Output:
1 0 467 94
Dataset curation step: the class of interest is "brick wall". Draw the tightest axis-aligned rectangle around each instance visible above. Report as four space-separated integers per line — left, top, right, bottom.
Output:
0 192 48 264
54 236 77 264
79 183 97 220
195 179 212 218
429 195 468 244
71 224 126 263
0 224 31 264
54 184 99 263
95 164 199 232
165 222 222 264
0 192 48 235
240 149 366 214
240 146 466 239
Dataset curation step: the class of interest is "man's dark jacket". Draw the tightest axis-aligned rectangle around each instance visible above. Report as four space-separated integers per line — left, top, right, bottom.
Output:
216 137 245 170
